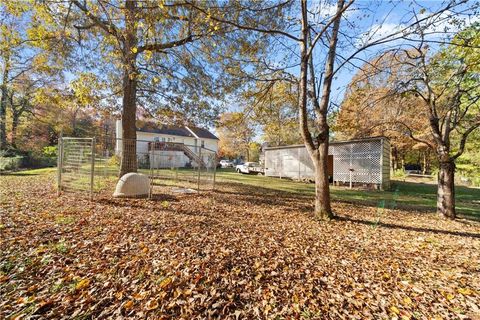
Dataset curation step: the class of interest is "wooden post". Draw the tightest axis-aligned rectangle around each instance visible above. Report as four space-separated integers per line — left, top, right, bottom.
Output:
90 137 96 201
175 155 178 182
57 135 63 196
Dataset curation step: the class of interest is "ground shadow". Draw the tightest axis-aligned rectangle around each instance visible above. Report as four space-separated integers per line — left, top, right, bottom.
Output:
95 193 179 209
336 215 480 239
213 180 480 222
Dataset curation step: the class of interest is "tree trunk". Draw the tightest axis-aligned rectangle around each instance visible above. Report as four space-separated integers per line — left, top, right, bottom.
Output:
11 112 19 148
391 147 398 171
297 0 343 220
313 142 333 220
0 59 9 150
119 65 138 176
119 0 138 177
422 151 430 175
437 160 456 219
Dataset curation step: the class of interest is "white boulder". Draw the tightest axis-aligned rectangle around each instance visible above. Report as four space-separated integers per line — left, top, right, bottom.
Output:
113 173 150 198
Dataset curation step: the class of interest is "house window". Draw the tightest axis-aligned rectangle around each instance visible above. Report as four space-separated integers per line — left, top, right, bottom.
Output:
162 137 166 142
201 140 205 148
154 137 159 142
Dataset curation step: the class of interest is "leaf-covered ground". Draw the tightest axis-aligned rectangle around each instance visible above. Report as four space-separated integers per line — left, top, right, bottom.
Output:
1 173 480 319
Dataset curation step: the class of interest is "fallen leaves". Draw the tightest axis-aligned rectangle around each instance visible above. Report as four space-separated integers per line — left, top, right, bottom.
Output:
159 277 173 290
1 174 480 319
75 279 90 291
145 299 159 311
124 300 134 310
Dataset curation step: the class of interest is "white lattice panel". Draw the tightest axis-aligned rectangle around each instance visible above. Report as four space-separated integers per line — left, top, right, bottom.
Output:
331 141 382 184
264 138 388 187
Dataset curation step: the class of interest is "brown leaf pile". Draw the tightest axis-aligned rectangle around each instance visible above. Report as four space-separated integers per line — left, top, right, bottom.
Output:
1 174 480 319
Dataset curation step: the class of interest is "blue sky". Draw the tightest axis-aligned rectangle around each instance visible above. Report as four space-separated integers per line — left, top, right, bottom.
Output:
228 0 479 112
219 0 479 140
328 0 479 104
39 0 478 135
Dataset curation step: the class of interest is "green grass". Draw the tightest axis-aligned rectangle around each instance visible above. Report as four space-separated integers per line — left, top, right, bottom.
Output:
9 166 479 219
1 167 57 176
214 169 480 219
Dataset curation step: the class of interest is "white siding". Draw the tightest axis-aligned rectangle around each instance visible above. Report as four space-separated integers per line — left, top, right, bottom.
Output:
381 139 391 189
115 120 218 155
265 138 391 188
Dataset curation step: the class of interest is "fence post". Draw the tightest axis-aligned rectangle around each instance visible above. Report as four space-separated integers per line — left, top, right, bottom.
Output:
90 137 96 201
298 148 301 180
197 147 202 192
57 135 63 196
212 154 217 191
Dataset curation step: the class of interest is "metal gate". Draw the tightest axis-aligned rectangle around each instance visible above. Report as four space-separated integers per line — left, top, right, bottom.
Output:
57 137 95 199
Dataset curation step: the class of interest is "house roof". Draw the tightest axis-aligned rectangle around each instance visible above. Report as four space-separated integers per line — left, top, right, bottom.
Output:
187 126 219 140
263 136 389 151
137 123 219 140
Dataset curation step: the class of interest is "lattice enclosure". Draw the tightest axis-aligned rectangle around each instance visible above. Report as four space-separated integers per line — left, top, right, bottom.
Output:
330 140 382 184
264 138 390 188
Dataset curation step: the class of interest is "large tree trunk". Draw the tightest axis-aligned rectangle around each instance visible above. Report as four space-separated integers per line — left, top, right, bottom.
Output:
119 0 138 177
298 0 343 220
437 160 456 219
313 141 333 219
119 73 138 176
0 59 8 150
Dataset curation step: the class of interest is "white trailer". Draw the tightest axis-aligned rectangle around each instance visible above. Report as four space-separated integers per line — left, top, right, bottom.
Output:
264 137 390 189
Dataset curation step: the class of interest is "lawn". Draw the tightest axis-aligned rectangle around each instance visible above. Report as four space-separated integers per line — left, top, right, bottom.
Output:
1 170 480 319
215 169 480 220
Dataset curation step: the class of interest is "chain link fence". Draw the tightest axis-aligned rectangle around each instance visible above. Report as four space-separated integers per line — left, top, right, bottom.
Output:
57 136 217 199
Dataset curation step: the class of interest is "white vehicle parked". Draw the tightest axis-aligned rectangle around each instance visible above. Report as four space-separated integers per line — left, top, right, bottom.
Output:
235 162 264 175
219 159 234 168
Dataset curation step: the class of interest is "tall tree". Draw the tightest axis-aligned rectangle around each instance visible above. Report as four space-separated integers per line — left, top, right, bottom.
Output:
189 0 472 219
0 1 65 150
45 0 233 176
0 2 24 149
388 25 480 219
335 52 433 172
246 80 301 147
216 112 255 161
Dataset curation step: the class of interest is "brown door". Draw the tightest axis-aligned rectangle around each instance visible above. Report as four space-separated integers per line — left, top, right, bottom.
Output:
327 155 334 177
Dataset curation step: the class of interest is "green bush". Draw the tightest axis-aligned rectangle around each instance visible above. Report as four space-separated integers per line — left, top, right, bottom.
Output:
107 155 120 167
0 147 23 158
0 156 24 171
392 169 407 179
42 146 58 158
472 176 480 187
0 145 58 171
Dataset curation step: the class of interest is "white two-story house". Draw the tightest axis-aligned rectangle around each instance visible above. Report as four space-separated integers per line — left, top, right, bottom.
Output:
115 120 218 168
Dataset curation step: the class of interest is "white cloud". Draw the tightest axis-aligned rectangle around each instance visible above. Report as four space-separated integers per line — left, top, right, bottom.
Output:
308 1 355 22
421 9 480 34
357 22 407 47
